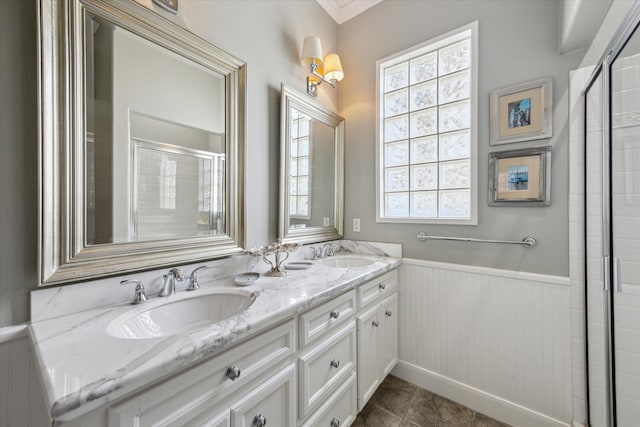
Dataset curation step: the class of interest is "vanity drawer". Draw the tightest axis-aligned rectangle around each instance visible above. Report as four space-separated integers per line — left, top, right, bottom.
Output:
298 321 356 419
299 289 356 348
300 372 357 427
109 320 295 427
357 270 397 309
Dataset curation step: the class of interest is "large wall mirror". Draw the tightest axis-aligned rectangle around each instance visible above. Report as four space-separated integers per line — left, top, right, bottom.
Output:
279 84 344 244
38 0 246 285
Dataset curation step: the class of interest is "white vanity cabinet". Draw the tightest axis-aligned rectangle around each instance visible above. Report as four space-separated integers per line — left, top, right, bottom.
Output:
99 319 296 427
297 289 357 425
356 271 398 410
229 363 296 427
56 267 399 427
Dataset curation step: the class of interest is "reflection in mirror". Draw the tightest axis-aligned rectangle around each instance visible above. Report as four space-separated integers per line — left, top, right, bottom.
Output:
38 0 246 285
85 12 226 244
280 84 344 244
288 108 335 228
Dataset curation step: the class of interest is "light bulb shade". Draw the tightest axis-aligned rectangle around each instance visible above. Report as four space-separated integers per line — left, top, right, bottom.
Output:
301 36 323 68
323 53 344 82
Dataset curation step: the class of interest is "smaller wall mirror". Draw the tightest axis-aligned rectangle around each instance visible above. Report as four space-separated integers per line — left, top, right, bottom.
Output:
279 84 344 244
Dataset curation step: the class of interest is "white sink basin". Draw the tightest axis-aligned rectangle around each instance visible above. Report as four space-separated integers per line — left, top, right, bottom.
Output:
320 257 375 268
108 290 255 339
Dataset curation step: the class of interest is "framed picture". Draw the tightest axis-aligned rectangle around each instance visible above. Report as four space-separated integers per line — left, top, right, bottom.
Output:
489 146 551 206
489 77 552 145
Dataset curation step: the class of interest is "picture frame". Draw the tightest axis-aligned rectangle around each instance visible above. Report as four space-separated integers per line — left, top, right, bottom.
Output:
489 77 552 145
488 146 551 206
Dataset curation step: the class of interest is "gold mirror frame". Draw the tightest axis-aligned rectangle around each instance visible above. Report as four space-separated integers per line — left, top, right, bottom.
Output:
37 0 246 286
279 84 344 244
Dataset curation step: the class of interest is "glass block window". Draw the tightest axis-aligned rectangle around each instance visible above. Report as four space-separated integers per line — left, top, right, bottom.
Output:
289 108 312 218
377 23 477 224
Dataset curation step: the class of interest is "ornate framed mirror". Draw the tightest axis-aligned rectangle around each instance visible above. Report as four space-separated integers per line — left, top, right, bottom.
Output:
279 84 344 244
38 0 246 285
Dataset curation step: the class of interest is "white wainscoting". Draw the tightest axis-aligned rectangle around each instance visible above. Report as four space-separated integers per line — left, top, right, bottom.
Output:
393 259 573 427
0 325 50 427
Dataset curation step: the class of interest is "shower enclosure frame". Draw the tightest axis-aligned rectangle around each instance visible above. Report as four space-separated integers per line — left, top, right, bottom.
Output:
583 2 640 425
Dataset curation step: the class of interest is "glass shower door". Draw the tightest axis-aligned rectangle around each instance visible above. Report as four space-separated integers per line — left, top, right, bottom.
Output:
610 24 640 426
585 70 612 427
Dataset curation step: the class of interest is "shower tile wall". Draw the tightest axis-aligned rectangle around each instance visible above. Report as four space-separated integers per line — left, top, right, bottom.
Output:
136 148 212 240
610 52 640 426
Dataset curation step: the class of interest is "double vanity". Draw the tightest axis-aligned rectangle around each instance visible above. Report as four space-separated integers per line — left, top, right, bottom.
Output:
30 252 400 426
31 1 397 425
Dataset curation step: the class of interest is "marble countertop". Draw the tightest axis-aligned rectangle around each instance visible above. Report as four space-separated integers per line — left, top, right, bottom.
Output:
29 253 400 421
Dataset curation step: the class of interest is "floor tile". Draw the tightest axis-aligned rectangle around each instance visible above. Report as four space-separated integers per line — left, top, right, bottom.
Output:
404 388 441 426
353 403 403 427
472 412 511 427
399 420 424 427
357 375 511 427
371 374 418 415
433 394 473 425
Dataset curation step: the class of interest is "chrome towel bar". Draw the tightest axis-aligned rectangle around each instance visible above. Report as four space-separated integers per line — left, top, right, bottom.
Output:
416 231 537 248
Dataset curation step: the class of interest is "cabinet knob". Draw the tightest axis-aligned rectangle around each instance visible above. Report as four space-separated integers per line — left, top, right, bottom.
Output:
330 418 341 427
329 310 340 319
226 365 241 381
385 310 392 317
253 413 267 427
330 359 340 368
372 320 380 327
379 283 386 290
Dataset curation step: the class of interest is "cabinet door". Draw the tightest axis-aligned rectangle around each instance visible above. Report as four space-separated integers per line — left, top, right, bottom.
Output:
380 293 398 377
357 304 380 410
199 410 230 427
230 363 296 427
298 322 356 418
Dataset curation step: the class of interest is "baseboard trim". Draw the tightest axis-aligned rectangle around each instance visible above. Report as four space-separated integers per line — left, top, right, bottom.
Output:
401 258 570 287
392 360 572 427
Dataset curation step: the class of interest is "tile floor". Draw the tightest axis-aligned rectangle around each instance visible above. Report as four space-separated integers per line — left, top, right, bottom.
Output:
353 375 511 427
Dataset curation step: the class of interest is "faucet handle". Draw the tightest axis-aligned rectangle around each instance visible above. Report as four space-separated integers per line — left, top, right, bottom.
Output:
187 266 207 291
329 243 338 256
120 279 148 305
169 268 186 281
310 247 319 260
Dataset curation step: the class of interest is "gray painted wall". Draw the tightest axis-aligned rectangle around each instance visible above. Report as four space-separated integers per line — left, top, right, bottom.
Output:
339 0 583 276
0 0 337 327
0 0 38 328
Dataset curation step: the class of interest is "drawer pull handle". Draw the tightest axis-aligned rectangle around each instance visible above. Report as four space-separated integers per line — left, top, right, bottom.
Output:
330 359 340 368
226 365 242 381
330 418 341 427
329 310 340 319
385 310 392 317
379 283 386 290
372 320 379 327
253 413 267 427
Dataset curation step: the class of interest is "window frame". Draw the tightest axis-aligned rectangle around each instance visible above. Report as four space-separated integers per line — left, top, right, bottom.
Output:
375 21 478 225
289 110 313 220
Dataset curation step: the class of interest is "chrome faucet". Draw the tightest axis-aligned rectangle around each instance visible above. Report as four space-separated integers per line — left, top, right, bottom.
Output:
187 266 207 291
159 268 186 297
121 279 148 305
320 242 338 258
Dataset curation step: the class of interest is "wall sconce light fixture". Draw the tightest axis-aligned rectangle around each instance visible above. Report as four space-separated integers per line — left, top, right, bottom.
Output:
301 36 344 97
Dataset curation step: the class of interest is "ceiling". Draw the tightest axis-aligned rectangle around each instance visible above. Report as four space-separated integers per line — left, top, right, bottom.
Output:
316 0 384 24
